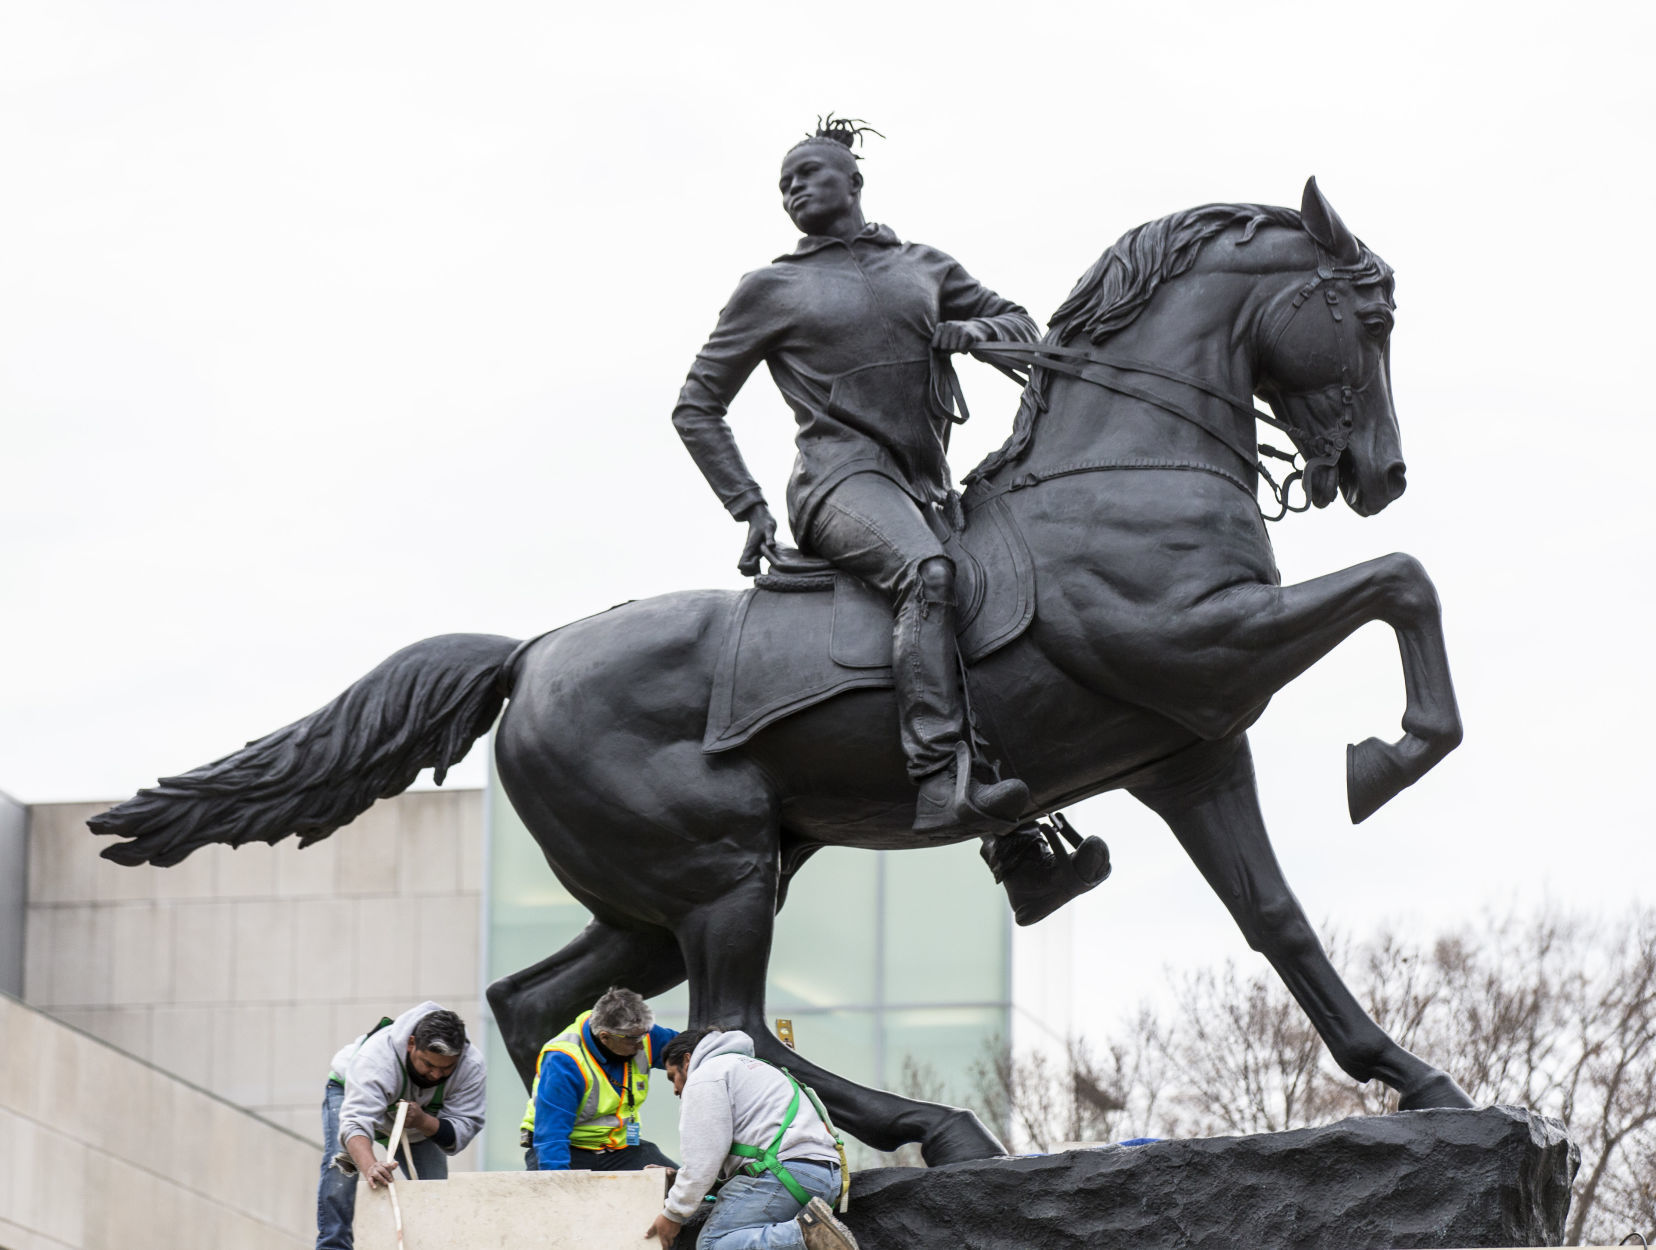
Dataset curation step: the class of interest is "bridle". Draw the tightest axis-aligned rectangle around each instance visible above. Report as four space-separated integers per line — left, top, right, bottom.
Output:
967 260 1384 521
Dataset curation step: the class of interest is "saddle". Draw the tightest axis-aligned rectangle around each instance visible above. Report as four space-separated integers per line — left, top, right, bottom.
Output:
701 497 1035 753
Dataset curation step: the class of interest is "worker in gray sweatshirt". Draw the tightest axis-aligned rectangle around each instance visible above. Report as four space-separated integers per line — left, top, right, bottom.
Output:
647 1029 858 1250
317 1001 487 1250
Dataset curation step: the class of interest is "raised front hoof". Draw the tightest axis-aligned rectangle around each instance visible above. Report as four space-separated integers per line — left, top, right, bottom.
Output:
920 1108 1006 1166
1396 1070 1476 1111
1347 735 1428 824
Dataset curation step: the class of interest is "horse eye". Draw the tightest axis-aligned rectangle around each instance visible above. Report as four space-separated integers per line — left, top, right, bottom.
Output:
1362 317 1391 340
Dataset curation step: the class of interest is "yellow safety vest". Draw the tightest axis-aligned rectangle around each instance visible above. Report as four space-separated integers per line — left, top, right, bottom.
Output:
519 1011 655 1151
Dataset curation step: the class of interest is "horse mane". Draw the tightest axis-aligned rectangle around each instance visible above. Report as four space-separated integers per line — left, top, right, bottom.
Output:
964 202 1391 485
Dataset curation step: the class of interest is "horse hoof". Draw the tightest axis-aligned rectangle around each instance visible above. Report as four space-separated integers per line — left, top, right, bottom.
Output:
1397 1071 1475 1111
920 1108 1006 1166
1346 736 1409 824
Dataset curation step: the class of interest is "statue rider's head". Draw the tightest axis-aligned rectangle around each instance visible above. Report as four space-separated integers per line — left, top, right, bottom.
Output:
779 115 880 240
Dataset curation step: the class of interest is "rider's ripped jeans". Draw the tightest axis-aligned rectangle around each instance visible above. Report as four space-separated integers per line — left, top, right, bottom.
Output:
804 471 964 781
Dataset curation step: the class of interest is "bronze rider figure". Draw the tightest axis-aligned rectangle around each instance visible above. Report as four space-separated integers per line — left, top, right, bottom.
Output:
670 118 1038 840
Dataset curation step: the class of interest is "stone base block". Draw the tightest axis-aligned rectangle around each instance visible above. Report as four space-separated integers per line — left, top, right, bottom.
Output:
843 1106 1578 1249
352 1170 666 1249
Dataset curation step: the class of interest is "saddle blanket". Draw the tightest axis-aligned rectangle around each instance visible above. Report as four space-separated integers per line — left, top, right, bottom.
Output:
702 497 1035 753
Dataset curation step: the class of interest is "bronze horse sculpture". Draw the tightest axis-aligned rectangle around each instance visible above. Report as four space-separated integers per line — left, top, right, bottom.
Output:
93 179 1472 1162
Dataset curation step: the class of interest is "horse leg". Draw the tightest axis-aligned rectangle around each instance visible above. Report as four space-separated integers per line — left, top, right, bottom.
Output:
486 920 685 1088
673 861 1007 1165
1123 552 1461 822
1130 735 1473 1110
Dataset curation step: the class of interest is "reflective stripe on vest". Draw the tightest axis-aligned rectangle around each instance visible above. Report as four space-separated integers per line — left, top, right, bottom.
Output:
519 1011 654 1151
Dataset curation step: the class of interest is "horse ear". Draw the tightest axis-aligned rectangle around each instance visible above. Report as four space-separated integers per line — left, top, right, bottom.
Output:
1301 176 1362 265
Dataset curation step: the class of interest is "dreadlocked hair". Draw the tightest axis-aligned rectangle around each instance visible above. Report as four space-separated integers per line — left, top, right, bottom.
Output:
790 112 884 159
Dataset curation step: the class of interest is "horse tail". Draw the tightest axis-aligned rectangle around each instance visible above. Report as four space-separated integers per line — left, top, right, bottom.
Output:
90 632 521 867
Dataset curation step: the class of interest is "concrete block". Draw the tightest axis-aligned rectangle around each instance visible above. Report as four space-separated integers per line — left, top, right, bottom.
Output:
0 1107 18 1219
263 1104 320 1140
110 902 175 1005
353 1169 668 1249
9 1113 86 1246
211 1003 275 1108
0 1003 54 1124
53 1022 136 1155
84 1149 176 1250
214 839 280 899
457 793 485 895
189 1092 258 1200
25 802 101 904
79 1005 154 1063
290 897 356 1003
40 903 113 1006
269 1125 326 1240
151 1004 218 1088
275 833 339 897
334 803 401 896
414 894 481 1000
231 898 297 1003
145 835 218 900
351 898 419 1001
331 1001 389 1059
21 905 57 1005
270 1001 340 1106
394 793 463 897
171 900 236 1004
90 839 172 904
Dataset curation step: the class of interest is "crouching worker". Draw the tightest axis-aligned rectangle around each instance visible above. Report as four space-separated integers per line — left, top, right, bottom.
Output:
645 1029 858 1250
524 987 679 1171
318 1002 485 1250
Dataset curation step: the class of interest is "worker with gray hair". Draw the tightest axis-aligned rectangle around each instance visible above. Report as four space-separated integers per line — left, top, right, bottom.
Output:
521 986 679 1170
317 1000 486 1250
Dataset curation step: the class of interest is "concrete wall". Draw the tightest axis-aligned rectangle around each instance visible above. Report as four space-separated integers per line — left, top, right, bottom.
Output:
0 992 315 1249
0 790 25 997
22 789 485 1165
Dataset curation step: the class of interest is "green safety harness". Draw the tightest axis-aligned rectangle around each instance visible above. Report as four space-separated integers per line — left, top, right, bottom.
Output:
727 1065 850 1213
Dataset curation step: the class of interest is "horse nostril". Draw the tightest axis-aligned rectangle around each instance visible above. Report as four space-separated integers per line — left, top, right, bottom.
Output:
1386 463 1408 499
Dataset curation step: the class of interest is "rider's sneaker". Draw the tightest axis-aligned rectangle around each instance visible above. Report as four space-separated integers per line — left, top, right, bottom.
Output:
912 744 1030 836
983 823 1111 926
798 1197 859 1250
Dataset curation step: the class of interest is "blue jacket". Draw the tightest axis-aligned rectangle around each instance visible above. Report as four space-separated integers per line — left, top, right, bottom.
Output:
534 1018 678 1170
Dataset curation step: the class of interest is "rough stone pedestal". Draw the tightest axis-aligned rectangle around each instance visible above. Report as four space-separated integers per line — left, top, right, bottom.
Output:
843 1107 1577 1249
352 1169 666 1249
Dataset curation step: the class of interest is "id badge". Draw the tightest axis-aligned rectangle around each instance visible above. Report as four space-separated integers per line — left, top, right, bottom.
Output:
626 1118 641 1147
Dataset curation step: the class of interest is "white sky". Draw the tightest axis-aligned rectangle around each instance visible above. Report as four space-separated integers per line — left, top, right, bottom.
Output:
2 1 1652 1037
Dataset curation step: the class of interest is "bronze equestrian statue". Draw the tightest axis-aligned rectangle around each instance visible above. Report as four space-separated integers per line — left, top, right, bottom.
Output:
92 139 1474 1163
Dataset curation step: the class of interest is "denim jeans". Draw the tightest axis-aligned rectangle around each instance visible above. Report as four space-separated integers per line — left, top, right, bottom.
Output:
316 1082 449 1250
698 1158 840 1250
523 1139 677 1171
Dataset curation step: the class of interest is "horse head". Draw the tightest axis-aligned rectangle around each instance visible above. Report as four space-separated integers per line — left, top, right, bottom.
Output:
1253 178 1404 516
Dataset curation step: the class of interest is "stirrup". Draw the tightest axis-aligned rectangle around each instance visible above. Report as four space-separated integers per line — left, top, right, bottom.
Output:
984 812 1111 926
913 743 1029 835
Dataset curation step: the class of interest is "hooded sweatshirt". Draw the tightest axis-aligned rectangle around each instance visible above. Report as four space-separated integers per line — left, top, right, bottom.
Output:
661 1030 839 1223
329 1000 486 1165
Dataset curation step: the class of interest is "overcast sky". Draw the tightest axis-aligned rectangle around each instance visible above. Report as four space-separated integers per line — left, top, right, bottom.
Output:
3 1 1652 1036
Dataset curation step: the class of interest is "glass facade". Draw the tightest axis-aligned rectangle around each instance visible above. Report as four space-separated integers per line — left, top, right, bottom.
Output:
481 759 1010 1171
